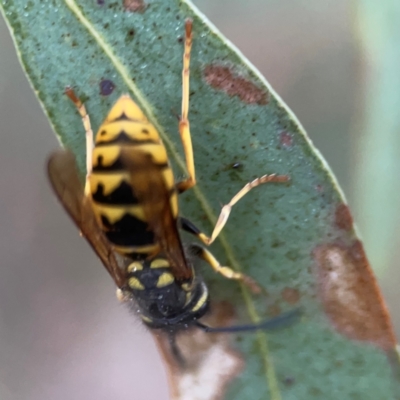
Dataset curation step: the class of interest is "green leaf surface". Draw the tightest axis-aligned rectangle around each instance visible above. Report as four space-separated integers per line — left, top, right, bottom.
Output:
1 0 399 399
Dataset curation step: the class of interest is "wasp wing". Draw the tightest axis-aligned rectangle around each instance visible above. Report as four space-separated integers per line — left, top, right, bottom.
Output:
120 149 192 281
47 150 126 288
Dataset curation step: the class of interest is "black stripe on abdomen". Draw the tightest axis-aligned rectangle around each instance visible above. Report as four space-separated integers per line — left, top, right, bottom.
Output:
92 180 139 205
96 131 158 146
93 154 169 173
101 214 155 247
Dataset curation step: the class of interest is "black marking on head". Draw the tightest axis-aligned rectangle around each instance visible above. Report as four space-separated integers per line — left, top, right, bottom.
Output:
132 266 173 289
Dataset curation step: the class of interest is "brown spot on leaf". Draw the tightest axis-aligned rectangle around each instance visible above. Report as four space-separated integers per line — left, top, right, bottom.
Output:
335 203 353 231
279 131 293 147
314 241 396 350
281 287 300 305
154 303 244 400
123 0 147 12
204 65 268 105
267 304 281 317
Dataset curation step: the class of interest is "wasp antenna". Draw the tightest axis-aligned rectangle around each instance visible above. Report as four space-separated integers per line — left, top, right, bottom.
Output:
195 308 302 334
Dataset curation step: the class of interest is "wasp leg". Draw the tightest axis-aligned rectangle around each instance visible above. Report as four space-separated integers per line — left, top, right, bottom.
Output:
179 174 289 246
189 243 261 293
65 87 94 195
205 174 289 245
179 216 210 244
175 19 196 194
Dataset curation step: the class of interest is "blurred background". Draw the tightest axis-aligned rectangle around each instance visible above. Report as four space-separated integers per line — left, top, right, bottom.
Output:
0 0 399 399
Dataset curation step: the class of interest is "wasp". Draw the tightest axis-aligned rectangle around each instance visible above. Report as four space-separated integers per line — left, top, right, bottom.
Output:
48 19 296 361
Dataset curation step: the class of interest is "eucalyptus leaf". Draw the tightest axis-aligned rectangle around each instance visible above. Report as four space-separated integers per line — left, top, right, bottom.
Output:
1 0 399 399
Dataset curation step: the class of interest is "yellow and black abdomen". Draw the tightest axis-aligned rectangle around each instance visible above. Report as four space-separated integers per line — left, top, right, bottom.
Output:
88 96 178 259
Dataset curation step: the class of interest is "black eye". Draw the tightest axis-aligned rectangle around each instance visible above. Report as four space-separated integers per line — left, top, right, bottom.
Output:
142 129 149 135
